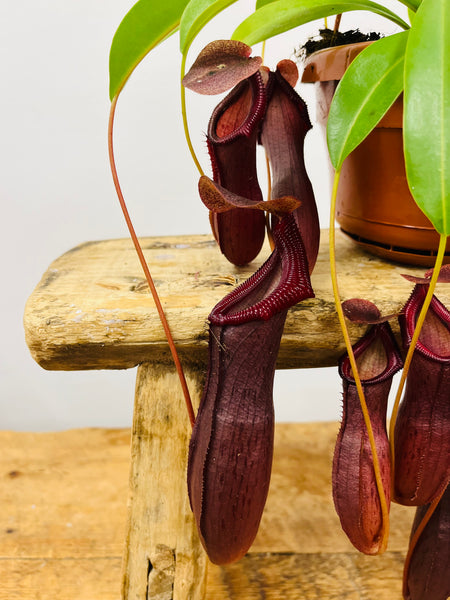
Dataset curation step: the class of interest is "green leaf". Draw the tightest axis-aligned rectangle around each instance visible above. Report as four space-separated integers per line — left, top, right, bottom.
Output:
404 0 450 235
259 0 421 13
403 0 421 9
109 0 189 100
255 0 278 7
179 0 239 54
397 0 421 11
327 31 408 170
232 0 410 46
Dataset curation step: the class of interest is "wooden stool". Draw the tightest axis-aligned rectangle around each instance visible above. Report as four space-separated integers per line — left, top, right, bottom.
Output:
24 230 437 599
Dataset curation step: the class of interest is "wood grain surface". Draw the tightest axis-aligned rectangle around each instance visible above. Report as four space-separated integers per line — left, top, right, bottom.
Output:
24 230 444 372
0 423 415 599
121 364 207 599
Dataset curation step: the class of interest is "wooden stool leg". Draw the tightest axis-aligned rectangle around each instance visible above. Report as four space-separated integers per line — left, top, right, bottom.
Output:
121 362 207 600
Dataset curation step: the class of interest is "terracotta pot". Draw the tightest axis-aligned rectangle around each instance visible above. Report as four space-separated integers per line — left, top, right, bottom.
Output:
302 42 449 266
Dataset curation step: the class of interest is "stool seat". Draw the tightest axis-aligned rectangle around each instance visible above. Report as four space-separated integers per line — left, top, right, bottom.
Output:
24 229 429 373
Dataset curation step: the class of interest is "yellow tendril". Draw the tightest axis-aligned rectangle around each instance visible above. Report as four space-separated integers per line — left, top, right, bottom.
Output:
180 52 204 177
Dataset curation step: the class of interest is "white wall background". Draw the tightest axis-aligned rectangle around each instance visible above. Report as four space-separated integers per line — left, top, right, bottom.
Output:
1 0 407 431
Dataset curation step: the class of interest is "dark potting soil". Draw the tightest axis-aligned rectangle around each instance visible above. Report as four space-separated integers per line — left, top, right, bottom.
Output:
295 29 382 61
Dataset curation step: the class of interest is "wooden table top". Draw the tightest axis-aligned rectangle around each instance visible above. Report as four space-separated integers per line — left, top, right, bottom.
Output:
24 229 439 372
0 423 414 599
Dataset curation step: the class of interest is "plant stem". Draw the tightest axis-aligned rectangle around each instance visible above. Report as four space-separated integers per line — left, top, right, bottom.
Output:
330 13 342 46
108 95 196 428
389 232 448 471
333 13 342 34
329 169 390 552
180 52 204 177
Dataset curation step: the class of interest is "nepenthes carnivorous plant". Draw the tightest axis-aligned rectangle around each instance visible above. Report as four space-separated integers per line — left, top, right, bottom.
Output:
107 2 450 596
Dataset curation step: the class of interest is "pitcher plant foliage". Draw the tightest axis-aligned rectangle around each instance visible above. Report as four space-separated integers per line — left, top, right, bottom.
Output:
394 282 450 507
260 60 319 271
333 318 403 554
186 53 318 563
188 214 314 564
182 41 319 268
185 42 267 266
107 0 450 594
403 482 450 600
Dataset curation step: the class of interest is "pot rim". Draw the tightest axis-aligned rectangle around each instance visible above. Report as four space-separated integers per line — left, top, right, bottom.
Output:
301 40 373 83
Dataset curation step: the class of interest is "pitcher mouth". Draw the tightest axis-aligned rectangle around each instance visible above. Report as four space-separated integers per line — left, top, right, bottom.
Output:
339 321 403 385
207 70 266 145
400 283 450 362
209 215 314 326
